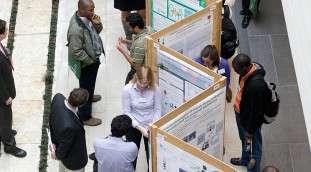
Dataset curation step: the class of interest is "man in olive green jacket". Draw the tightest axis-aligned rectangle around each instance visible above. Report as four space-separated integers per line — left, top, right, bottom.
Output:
67 0 105 126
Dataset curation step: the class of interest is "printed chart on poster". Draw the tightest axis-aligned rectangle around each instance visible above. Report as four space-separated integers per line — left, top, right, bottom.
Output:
157 49 214 116
156 133 223 172
157 11 214 60
160 88 226 160
151 0 206 32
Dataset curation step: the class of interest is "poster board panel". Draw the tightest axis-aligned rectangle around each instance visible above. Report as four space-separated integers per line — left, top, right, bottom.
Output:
155 128 239 172
157 49 218 116
147 0 222 58
159 87 226 160
153 78 226 128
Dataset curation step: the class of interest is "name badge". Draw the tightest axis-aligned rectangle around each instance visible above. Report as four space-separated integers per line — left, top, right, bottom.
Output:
139 98 147 103
217 69 225 75
237 85 241 92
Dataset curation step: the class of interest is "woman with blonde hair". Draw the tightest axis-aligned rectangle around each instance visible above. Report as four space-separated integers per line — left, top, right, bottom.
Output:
122 66 161 170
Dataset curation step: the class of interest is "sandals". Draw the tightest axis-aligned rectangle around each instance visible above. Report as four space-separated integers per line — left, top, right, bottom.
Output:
230 158 246 166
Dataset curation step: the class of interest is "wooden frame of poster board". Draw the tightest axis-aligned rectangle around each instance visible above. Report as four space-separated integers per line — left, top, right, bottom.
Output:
148 78 238 172
145 0 223 75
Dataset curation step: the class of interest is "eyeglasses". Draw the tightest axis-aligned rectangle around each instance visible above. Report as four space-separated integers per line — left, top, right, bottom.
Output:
137 81 150 86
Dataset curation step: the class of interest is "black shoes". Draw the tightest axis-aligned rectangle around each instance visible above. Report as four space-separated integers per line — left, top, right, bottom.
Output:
5 147 27 158
230 157 246 166
242 15 251 29
240 10 245 15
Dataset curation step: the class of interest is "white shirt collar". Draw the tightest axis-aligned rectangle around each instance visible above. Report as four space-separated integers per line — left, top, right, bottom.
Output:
64 99 79 118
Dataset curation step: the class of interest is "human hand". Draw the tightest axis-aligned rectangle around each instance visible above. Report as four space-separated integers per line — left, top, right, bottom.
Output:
246 132 253 138
117 42 124 52
49 144 58 160
138 126 149 138
226 87 232 103
91 14 101 25
6 97 12 105
92 59 97 64
118 37 128 44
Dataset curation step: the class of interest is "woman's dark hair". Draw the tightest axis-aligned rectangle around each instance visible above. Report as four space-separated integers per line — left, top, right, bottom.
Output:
68 88 89 107
200 45 220 68
126 13 144 29
111 115 132 137
0 19 7 34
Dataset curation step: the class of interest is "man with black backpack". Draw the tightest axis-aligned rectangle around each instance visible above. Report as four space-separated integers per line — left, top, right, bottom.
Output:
230 54 266 172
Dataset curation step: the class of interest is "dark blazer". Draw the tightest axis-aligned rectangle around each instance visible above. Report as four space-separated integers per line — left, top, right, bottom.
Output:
49 93 88 170
0 50 15 103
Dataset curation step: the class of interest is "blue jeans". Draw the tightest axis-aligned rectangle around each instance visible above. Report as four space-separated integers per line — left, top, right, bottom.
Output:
235 111 262 172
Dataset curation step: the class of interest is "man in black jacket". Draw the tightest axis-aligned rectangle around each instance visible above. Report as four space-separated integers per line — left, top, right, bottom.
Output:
49 88 89 171
230 54 266 172
0 19 27 158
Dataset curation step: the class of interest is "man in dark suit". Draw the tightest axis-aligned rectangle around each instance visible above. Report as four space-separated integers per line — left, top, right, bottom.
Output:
0 19 27 158
49 88 89 171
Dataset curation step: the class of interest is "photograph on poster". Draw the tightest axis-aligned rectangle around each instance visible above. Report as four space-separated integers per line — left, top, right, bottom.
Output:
160 88 226 160
157 133 223 172
151 0 205 31
157 12 214 60
157 50 214 116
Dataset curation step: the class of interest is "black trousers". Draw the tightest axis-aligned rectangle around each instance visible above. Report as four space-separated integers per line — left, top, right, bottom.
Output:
125 127 149 169
78 59 100 121
125 67 136 85
0 102 16 151
242 0 261 15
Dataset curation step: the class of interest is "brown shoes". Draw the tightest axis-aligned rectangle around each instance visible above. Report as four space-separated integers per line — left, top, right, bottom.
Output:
92 95 101 102
83 117 102 126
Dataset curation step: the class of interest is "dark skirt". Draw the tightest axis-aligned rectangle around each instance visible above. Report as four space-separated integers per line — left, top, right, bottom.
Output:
114 0 146 11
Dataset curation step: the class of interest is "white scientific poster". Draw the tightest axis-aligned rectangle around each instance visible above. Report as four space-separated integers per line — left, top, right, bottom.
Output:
151 0 206 31
156 133 223 172
157 50 214 116
157 11 214 60
160 88 226 160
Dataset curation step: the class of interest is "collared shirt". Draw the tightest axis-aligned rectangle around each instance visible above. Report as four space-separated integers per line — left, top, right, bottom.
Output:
80 17 103 59
130 26 155 65
93 136 138 172
122 82 161 129
0 44 6 56
64 99 79 119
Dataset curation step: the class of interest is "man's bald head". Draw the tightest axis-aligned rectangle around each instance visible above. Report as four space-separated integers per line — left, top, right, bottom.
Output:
78 0 93 10
232 53 251 69
232 53 253 76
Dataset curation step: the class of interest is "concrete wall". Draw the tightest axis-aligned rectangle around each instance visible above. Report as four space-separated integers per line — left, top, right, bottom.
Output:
281 0 311 149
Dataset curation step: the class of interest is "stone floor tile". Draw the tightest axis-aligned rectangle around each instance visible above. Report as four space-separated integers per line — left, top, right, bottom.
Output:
290 143 311 172
271 35 297 86
248 35 278 84
0 144 40 172
15 6 51 35
264 144 293 172
12 100 43 144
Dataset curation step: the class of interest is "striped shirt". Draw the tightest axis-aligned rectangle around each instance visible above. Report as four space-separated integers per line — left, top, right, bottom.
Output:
130 26 155 65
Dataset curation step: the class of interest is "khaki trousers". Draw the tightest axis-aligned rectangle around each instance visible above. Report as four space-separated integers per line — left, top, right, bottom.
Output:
59 161 85 172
